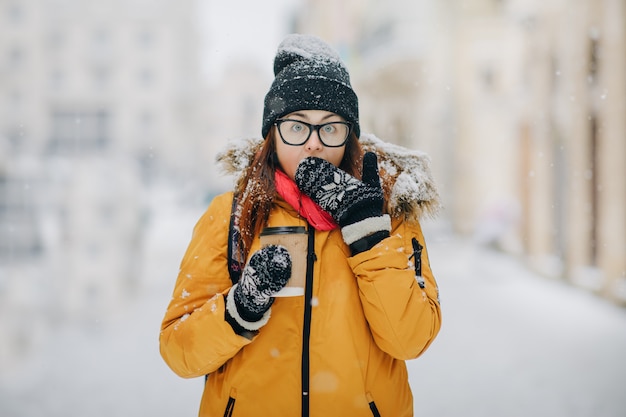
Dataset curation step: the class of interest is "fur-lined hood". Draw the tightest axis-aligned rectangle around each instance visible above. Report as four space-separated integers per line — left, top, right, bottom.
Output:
216 133 441 220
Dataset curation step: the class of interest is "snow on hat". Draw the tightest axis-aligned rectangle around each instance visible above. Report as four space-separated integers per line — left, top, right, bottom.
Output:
262 34 360 139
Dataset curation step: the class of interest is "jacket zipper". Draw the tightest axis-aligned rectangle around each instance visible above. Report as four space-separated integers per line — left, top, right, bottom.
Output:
301 226 316 417
223 396 235 417
368 400 382 417
410 237 425 289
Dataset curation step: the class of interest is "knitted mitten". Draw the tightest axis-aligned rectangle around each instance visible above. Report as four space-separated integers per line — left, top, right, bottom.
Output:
226 245 291 334
295 152 391 254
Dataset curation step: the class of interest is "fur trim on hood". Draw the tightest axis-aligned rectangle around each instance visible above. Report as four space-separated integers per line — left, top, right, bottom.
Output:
216 133 441 221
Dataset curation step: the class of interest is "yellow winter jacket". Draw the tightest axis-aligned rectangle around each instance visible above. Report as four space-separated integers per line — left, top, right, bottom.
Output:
160 134 442 417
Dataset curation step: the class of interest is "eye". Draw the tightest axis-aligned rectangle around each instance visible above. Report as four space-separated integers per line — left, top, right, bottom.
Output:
321 124 337 134
290 121 306 133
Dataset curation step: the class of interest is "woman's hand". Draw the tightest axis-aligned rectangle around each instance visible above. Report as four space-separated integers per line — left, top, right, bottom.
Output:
295 152 391 254
226 245 291 334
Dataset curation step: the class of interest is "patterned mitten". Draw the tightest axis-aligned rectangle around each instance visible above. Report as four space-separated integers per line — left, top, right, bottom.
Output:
226 245 291 334
295 152 391 254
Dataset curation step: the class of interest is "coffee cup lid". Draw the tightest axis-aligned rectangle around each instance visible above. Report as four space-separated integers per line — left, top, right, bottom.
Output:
260 226 307 236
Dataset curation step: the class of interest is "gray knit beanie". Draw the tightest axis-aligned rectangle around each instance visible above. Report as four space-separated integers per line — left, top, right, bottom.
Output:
262 34 360 139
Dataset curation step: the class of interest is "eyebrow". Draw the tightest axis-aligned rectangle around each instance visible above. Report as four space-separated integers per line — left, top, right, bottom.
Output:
288 112 341 122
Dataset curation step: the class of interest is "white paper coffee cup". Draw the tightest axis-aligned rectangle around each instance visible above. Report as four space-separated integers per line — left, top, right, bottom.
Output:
260 226 307 297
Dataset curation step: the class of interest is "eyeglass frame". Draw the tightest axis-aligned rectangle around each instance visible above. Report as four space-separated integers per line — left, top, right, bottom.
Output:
274 119 352 148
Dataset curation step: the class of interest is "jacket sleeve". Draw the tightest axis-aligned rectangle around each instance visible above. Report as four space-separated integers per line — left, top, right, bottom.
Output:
159 192 252 378
349 218 441 360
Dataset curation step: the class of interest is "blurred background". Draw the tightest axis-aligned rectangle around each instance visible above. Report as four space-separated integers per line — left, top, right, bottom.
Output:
1 0 625 416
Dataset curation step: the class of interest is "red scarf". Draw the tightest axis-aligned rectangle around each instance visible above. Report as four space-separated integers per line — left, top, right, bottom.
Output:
274 169 338 231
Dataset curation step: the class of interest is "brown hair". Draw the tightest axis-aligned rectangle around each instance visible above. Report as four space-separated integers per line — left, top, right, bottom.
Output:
234 129 364 255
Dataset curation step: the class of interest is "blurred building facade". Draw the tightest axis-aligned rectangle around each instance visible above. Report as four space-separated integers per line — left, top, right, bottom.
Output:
294 0 626 305
199 59 272 193
1 0 624 373
0 0 204 367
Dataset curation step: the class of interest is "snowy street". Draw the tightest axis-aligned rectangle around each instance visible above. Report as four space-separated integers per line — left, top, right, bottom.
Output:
1 202 625 417
2 0 625 415
410 231 626 417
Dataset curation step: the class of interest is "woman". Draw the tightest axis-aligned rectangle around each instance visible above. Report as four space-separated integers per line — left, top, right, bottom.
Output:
160 34 442 417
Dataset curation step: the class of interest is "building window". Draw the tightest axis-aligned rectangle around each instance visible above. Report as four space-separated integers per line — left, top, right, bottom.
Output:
550 54 560 92
47 109 111 154
0 177 42 260
46 29 66 52
5 126 26 150
138 29 155 49
91 28 112 63
480 66 496 91
7 45 24 68
6 3 23 22
49 68 65 90
92 28 110 47
588 37 600 84
138 68 154 86
93 67 110 89
7 90 22 113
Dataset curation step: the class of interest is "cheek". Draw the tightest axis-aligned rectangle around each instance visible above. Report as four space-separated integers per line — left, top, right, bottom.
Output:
326 150 345 168
275 147 301 179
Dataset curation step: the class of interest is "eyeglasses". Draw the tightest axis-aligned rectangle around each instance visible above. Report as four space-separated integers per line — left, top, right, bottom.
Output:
274 119 352 147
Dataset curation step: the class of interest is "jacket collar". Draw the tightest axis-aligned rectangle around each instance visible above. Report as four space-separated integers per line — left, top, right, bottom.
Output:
216 133 441 221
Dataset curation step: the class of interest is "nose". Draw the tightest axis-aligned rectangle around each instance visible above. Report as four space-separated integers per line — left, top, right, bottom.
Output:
305 127 323 151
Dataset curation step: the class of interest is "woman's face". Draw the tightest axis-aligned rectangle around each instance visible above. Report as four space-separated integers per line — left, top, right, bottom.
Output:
274 110 347 180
